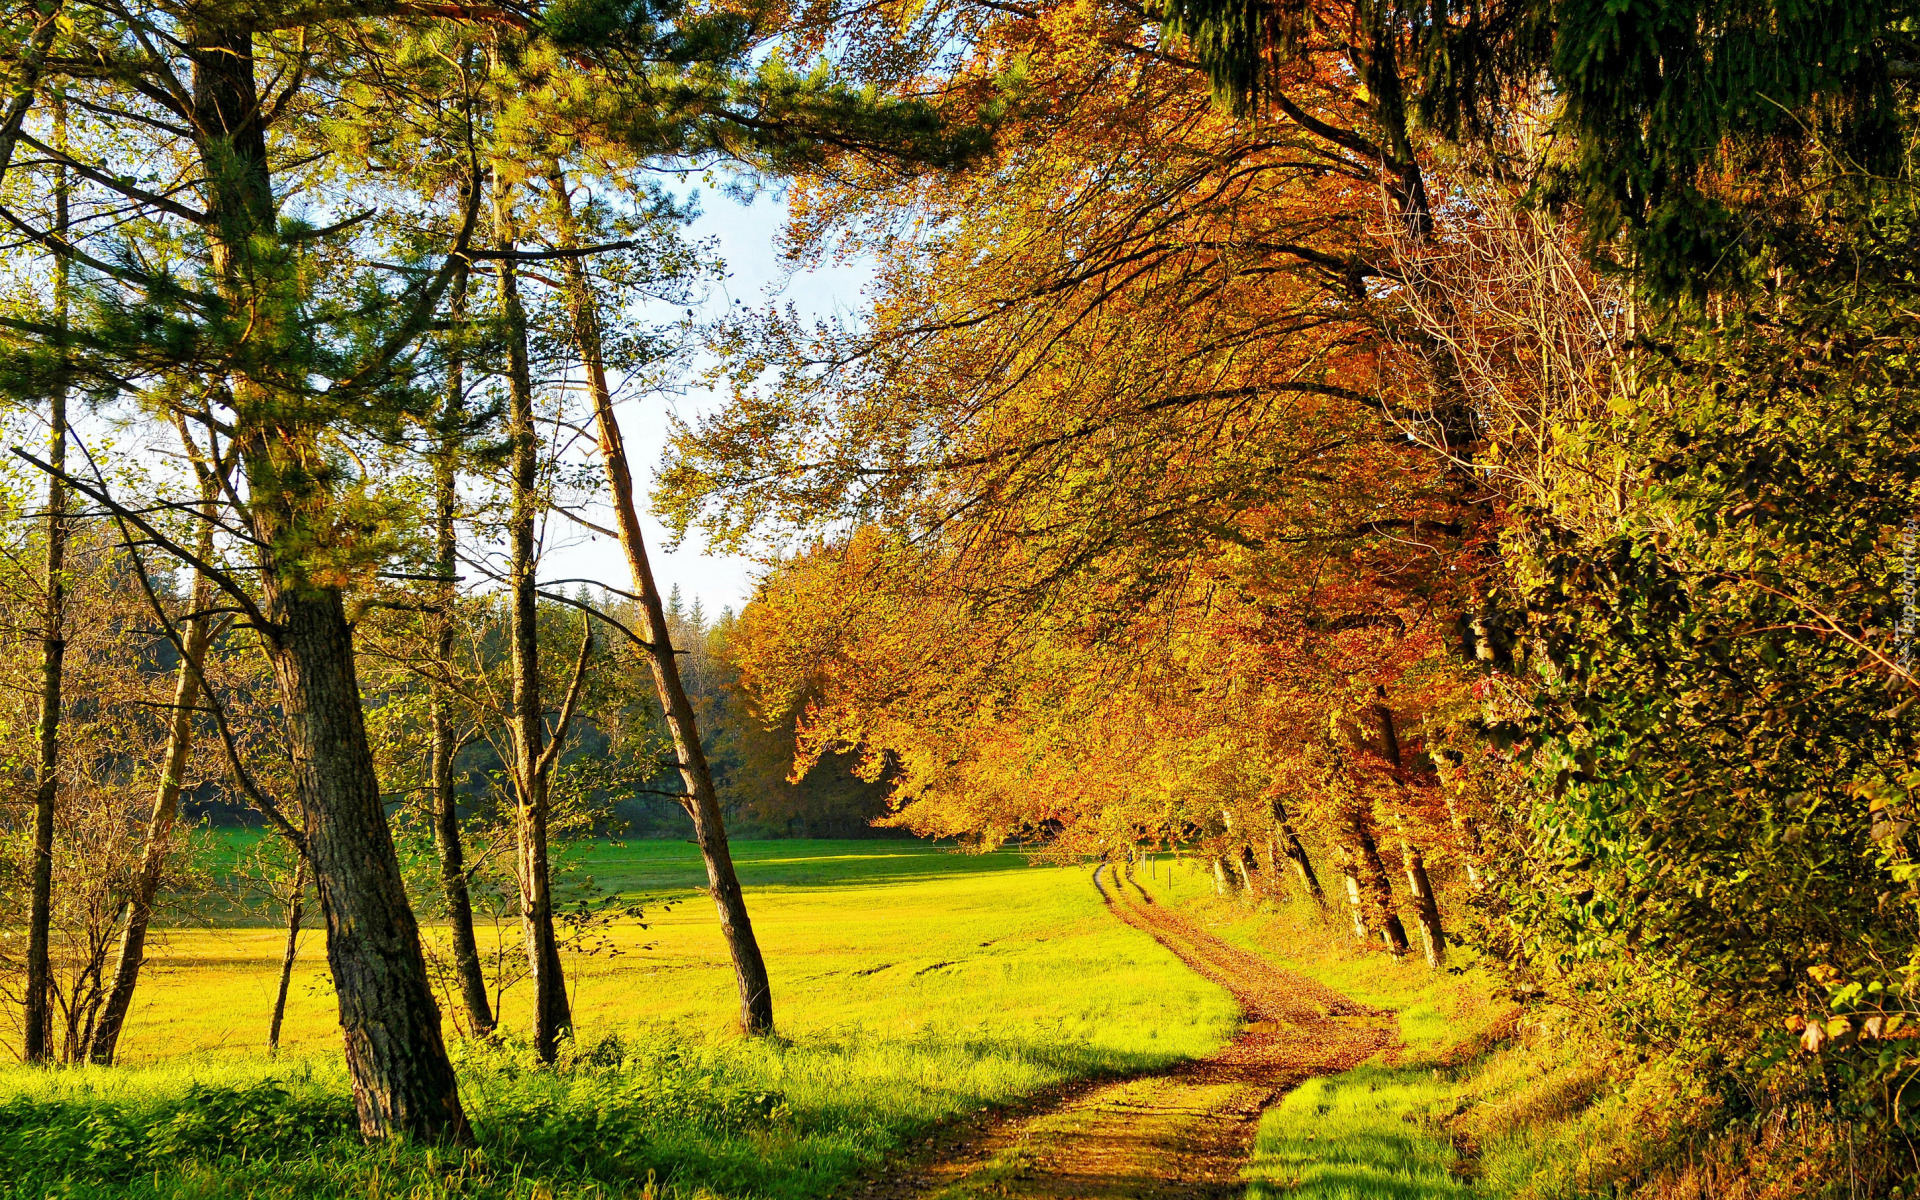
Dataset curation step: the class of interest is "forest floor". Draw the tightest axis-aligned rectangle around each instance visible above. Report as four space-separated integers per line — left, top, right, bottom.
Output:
852 863 1401 1200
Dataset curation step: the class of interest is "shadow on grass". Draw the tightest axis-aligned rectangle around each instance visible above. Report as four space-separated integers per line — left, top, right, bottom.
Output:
572 842 1043 895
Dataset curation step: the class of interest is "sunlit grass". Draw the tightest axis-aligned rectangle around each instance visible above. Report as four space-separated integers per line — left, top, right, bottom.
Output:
1 841 1240 1200
1247 1066 1479 1200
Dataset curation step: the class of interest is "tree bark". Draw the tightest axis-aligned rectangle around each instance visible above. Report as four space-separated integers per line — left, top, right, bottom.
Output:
194 25 468 1141
495 180 570 1062
1337 849 1369 941
1397 833 1444 968
89 563 216 1065
1218 806 1260 898
23 95 69 1064
549 167 774 1034
1375 692 1445 968
269 858 307 1053
254 581 470 1139
430 264 493 1038
1236 844 1262 898
1268 791 1326 908
1342 806 1410 955
1211 855 1235 895
1434 749 1486 888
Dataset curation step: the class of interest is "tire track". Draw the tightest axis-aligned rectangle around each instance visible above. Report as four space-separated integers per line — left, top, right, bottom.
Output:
854 864 1395 1200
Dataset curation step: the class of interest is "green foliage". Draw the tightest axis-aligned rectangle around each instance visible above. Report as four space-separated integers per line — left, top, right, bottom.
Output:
1162 0 1915 291
1501 246 1920 1116
1525 0 1906 294
0 1081 356 1189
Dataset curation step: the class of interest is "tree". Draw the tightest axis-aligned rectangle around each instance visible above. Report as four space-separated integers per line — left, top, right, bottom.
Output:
88 469 222 1066
547 164 774 1034
20 89 68 1062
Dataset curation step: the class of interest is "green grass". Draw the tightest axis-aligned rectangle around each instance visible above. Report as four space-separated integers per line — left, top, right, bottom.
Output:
2 840 1239 1200
1247 1067 1478 1200
1138 856 1674 1200
1137 857 1505 1199
197 831 1019 897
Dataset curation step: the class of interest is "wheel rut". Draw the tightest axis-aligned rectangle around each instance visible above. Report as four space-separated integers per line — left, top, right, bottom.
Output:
849 864 1395 1200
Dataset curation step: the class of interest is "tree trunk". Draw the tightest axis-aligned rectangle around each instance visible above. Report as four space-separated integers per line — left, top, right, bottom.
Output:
430 264 493 1038
89 563 216 1065
1337 849 1369 941
1445 788 1484 888
495 180 570 1062
1236 844 1262 898
253 583 470 1140
193 23 468 1138
549 167 774 1035
1218 807 1259 898
23 100 69 1064
269 858 308 1053
1344 807 1410 955
1398 835 1444 968
1375 693 1445 967
1435 749 1486 888
1268 792 1326 908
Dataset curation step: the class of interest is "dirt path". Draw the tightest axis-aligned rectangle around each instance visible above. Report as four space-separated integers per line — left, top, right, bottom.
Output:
853 864 1396 1200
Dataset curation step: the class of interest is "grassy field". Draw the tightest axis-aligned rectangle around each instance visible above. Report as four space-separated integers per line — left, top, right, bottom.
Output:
1 839 1240 1200
101 838 1238 1062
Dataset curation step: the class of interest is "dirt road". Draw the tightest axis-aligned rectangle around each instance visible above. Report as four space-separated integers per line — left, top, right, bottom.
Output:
856 863 1395 1200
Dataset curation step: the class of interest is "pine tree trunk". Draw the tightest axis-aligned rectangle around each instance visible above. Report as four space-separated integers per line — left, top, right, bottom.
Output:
549 167 774 1035
270 858 307 1053
253 583 470 1139
89 563 216 1065
495 182 570 1062
23 105 69 1064
192 23 467 1139
430 265 493 1037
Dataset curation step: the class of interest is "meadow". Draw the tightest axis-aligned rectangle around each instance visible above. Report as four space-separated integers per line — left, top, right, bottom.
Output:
0 840 1243 1199
6 840 1646 1200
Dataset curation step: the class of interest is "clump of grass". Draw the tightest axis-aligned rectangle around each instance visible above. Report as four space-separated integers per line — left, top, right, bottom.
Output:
1246 1067 1476 1200
0 1032 806 1199
0 1014 1227 1200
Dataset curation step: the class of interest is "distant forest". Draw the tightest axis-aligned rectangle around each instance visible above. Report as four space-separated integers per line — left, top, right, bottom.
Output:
177 588 897 841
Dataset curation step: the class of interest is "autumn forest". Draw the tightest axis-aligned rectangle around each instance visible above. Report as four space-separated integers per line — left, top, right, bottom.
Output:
0 0 1914 1196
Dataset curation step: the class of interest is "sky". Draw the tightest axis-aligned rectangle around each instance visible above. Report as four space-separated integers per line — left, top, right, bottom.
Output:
538 186 870 617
